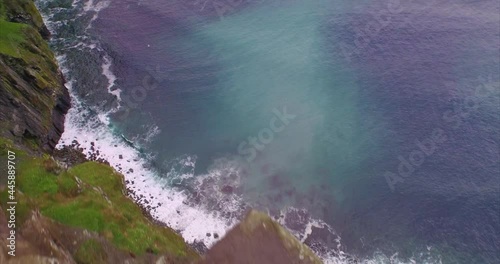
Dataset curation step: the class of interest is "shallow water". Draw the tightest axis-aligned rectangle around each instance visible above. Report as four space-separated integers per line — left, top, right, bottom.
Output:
39 0 499 263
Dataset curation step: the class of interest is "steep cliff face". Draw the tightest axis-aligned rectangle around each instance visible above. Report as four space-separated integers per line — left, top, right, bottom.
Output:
0 140 199 263
0 0 70 153
0 1 323 263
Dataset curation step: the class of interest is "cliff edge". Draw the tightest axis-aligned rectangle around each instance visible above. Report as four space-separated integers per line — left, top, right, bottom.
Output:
0 1 323 263
0 0 70 153
200 210 322 264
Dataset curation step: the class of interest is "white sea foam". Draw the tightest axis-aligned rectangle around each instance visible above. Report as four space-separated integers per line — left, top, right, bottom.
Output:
40 0 233 248
82 0 110 29
40 0 122 107
42 2 443 263
140 124 161 144
55 55 442 264
101 56 122 104
56 55 235 247
55 58 343 254
55 61 440 264
83 0 110 16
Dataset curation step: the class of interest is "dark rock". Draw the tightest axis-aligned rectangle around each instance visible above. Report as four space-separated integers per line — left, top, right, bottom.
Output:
189 240 208 255
221 185 233 194
0 0 70 154
53 146 88 167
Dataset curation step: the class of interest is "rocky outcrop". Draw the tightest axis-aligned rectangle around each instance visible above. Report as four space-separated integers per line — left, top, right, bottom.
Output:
0 208 76 264
0 0 70 153
0 209 194 264
199 210 323 264
0 1 324 263
3 0 51 39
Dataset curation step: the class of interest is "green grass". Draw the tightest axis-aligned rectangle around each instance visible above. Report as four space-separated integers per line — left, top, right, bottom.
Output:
0 0 197 260
43 200 107 232
57 171 79 196
17 158 59 197
0 22 61 91
0 0 70 150
74 239 108 264
0 20 26 58
0 138 198 259
0 0 43 58
1 0 45 26
0 0 61 92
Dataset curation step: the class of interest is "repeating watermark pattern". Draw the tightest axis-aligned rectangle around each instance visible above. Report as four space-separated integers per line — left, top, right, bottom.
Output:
336 0 484 62
384 75 499 191
337 0 423 61
384 128 448 191
112 52 221 122
192 0 246 19
113 64 166 120
238 106 296 162
6 150 17 256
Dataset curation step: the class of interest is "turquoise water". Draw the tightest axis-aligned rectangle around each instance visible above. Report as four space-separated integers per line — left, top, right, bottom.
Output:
40 0 500 262
182 0 381 207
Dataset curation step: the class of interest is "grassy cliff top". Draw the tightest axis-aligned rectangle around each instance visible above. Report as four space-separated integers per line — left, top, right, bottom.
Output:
0 0 70 152
0 1 324 263
0 0 59 85
0 137 199 262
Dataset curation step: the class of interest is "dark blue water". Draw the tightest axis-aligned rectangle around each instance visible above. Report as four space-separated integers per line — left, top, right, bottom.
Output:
40 0 499 263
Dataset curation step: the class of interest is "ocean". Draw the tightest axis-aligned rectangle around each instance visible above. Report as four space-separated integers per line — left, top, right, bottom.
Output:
38 0 499 263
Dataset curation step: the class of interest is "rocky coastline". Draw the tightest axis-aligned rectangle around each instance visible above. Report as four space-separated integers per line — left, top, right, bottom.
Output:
0 1 323 263
0 0 70 153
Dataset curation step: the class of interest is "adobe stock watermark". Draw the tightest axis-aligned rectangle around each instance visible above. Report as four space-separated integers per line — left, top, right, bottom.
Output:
192 0 245 19
238 106 296 162
5 150 17 257
113 65 166 121
336 0 479 62
110 54 223 121
338 0 422 62
384 128 448 191
384 75 499 192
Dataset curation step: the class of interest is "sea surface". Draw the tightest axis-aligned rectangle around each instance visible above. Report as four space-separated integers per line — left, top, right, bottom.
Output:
38 0 499 263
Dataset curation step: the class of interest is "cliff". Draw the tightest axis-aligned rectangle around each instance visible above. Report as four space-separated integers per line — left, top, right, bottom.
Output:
0 139 199 263
0 1 323 263
0 0 70 153
199 210 322 264
0 1 197 262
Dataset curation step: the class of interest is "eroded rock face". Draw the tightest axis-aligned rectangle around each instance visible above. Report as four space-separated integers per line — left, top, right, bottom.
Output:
0 208 195 264
0 0 70 153
199 210 323 264
0 3 320 264
0 208 75 264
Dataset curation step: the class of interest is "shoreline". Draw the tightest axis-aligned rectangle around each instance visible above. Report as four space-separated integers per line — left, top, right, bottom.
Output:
53 141 210 254
36 0 336 259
